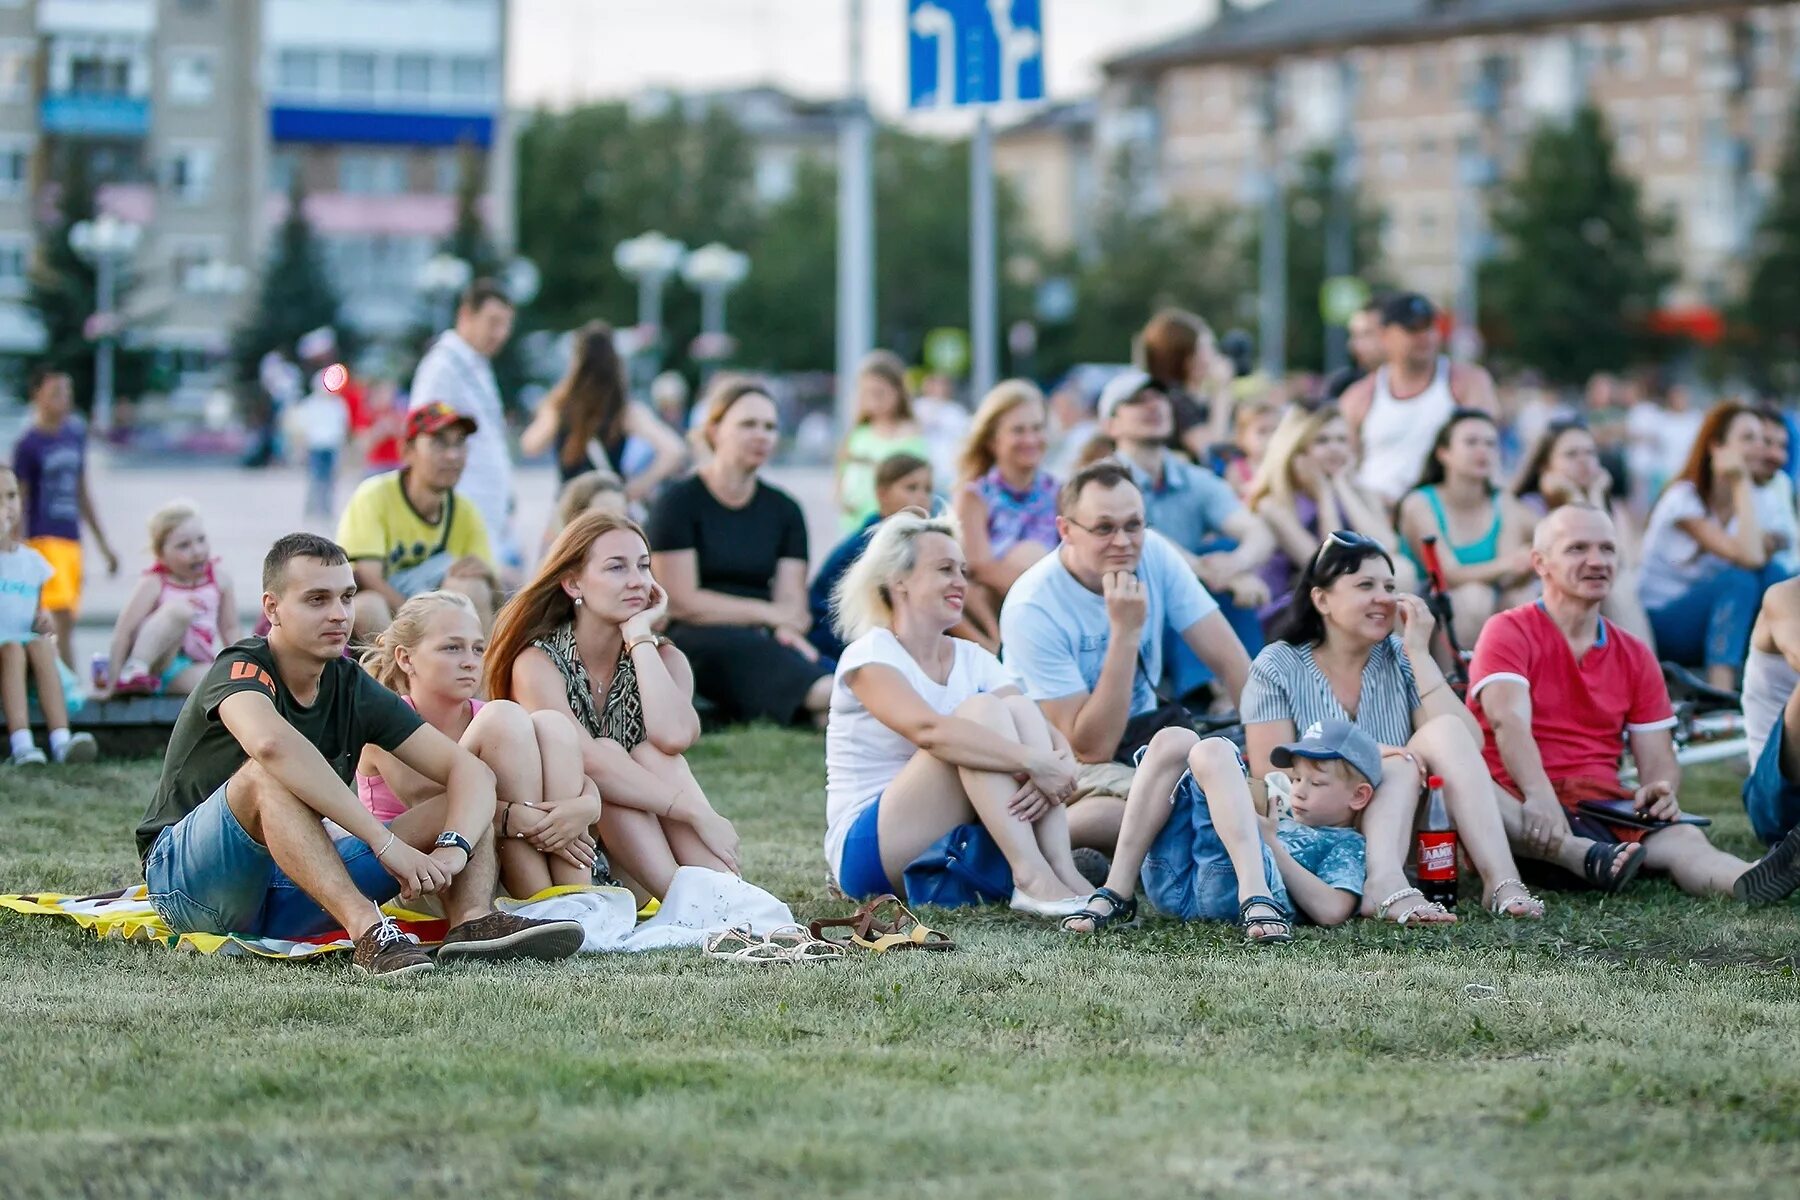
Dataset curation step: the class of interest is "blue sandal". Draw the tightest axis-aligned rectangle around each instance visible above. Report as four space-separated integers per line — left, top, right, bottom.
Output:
1060 887 1137 934
1239 896 1293 944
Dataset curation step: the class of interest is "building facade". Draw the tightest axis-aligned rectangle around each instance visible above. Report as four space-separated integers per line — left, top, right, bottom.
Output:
1101 0 1800 329
0 0 512 388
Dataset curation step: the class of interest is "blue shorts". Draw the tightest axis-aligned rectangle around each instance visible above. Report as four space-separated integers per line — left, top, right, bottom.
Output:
1744 711 1800 846
836 796 892 901
1139 749 1289 922
144 780 399 938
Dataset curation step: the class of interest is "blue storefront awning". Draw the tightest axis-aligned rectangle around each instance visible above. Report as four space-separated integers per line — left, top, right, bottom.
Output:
269 106 493 147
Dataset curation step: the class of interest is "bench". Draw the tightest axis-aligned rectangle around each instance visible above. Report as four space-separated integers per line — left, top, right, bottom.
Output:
29 695 188 758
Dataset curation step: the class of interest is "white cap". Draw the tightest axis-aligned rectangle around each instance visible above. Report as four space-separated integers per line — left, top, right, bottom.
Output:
1096 369 1159 423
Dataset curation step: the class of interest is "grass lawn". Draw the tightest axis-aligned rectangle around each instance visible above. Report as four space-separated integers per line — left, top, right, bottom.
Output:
3 730 1799 1199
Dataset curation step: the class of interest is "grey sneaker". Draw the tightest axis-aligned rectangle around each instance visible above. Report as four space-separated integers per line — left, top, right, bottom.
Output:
1072 847 1112 889
351 917 435 978
9 746 47 767
437 912 583 963
54 732 97 764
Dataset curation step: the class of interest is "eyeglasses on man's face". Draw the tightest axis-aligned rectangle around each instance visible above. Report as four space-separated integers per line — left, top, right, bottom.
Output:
1066 517 1147 542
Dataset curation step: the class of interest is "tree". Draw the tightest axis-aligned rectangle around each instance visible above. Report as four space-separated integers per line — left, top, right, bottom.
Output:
229 178 345 386
1480 105 1677 385
24 158 150 409
1736 100 1800 391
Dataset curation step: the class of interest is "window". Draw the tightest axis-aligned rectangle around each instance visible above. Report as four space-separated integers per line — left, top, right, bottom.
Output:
1380 140 1408 176
0 138 26 197
1618 27 1647 79
166 143 215 202
269 149 299 194
435 149 462 194
0 234 28 298
0 41 32 102
1657 20 1688 75
1658 108 1688 158
168 51 214 104
339 150 406 195
1379 54 1408 100
450 56 490 99
278 49 321 92
395 54 431 97
1617 118 1642 161
171 240 220 293
338 52 376 98
70 53 130 95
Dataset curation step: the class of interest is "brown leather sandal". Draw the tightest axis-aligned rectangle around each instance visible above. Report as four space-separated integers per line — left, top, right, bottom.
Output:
807 894 955 952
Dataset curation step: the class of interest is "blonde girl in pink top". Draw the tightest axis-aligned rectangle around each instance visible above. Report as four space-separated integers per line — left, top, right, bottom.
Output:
102 502 240 697
357 591 602 899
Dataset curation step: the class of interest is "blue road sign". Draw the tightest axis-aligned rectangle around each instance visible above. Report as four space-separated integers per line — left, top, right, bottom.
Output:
908 0 1044 110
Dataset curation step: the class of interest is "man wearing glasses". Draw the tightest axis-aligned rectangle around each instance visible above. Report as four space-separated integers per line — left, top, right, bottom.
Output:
999 460 1253 852
1338 291 1496 505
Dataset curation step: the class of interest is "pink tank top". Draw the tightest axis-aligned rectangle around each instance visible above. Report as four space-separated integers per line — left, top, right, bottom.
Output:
151 559 224 663
356 696 484 822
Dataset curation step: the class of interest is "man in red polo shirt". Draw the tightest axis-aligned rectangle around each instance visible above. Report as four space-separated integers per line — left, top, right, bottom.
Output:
1470 504 1790 899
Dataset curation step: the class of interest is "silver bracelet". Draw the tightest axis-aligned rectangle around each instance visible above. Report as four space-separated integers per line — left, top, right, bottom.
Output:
377 831 396 858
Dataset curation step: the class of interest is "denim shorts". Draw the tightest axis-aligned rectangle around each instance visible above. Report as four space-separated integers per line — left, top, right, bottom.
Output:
144 781 400 938
1139 751 1289 922
1744 711 1800 846
835 796 893 901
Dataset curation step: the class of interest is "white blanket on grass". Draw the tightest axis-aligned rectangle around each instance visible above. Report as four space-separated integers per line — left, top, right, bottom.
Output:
500 866 794 953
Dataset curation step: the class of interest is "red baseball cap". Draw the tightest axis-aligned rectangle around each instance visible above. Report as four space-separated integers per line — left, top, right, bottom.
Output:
406 402 478 442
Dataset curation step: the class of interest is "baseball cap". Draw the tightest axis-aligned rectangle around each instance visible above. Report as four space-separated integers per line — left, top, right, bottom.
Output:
1270 718 1383 788
405 402 478 442
1096 369 1163 422
1379 291 1437 331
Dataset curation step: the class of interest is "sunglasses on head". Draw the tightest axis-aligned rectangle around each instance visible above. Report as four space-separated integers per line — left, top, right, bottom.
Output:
1311 530 1384 575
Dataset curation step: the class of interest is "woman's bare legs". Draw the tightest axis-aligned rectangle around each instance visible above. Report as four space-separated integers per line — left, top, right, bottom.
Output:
532 710 599 888
460 700 553 899
1001 693 1088 895
1408 714 1544 918
580 735 730 901
1359 750 1458 924
875 693 1082 902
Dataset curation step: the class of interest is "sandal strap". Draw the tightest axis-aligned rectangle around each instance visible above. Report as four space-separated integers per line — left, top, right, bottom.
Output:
1487 878 1542 913
1375 886 1423 919
1061 888 1137 932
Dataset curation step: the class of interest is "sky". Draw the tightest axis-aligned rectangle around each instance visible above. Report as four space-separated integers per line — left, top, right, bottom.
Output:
508 0 1220 115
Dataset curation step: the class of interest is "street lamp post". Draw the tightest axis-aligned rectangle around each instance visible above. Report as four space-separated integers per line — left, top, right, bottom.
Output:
69 213 142 434
415 252 473 332
613 231 687 377
681 242 749 381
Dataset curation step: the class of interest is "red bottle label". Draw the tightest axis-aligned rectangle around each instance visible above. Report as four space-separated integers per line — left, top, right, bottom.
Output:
1417 831 1457 879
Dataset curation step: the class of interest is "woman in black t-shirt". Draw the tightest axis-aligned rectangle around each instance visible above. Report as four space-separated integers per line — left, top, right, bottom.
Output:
521 321 688 495
647 376 831 724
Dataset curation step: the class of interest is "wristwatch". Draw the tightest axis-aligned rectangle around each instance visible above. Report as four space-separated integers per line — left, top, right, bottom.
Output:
434 831 474 859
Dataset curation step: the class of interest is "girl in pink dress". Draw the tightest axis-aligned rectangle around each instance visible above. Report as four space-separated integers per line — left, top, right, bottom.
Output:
104 503 240 696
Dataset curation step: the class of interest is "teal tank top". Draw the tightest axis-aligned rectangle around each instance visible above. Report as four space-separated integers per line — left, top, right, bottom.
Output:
1404 484 1502 570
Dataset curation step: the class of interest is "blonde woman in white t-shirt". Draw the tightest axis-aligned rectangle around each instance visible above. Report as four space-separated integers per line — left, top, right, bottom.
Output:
823 511 1091 917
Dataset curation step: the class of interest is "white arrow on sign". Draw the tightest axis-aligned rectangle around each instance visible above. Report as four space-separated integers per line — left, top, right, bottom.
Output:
912 2 958 109
988 0 1041 104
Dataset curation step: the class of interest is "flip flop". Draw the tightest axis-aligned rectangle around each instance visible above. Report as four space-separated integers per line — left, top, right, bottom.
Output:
703 926 790 966
763 924 848 963
1584 841 1643 894
807 894 955 953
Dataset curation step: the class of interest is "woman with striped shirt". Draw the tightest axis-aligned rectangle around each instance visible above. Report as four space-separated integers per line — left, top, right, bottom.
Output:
1240 532 1544 923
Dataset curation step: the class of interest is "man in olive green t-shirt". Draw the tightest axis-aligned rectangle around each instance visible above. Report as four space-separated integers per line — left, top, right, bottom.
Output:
135 533 581 978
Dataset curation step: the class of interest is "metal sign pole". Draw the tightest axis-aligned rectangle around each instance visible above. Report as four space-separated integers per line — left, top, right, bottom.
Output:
836 0 875 437
970 108 997 399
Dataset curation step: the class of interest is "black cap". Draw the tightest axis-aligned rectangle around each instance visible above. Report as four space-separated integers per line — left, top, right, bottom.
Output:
1379 292 1437 331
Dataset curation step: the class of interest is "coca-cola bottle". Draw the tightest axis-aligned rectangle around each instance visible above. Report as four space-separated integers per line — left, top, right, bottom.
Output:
1415 775 1459 910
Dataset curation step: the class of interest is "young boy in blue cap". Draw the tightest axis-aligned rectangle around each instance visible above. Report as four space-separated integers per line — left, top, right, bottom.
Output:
1061 719 1378 941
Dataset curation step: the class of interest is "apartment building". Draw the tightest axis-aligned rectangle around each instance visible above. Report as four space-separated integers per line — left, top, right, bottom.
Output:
1101 0 1800 322
0 0 511 382
992 99 1097 256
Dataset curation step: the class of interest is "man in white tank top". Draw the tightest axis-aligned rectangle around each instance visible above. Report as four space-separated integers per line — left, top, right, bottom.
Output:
1339 292 1497 505
1740 580 1800 878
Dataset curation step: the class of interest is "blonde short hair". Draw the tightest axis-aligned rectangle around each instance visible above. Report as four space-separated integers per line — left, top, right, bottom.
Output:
148 501 202 556
359 591 480 694
831 510 962 642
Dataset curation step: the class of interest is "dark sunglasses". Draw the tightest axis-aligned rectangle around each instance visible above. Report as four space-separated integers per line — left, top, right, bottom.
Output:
1311 530 1387 577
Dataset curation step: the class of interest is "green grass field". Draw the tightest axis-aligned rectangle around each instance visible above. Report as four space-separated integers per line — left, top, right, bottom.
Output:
3 730 1799 1199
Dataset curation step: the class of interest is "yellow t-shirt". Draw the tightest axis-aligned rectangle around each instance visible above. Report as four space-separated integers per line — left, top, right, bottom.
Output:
335 470 493 576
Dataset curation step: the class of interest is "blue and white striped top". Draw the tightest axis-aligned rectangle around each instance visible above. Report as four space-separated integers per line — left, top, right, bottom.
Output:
1240 635 1421 748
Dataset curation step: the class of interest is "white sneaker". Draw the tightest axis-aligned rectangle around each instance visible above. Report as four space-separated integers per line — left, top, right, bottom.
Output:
54 732 98 764
1009 890 1090 919
9 746 47 767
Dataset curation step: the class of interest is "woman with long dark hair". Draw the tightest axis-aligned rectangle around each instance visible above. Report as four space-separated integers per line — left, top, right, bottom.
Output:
486 509 742 903
522 320 688 501
1240 532 1549 922
1512 419 1650 641
1639 402 1788 689
1396 408 1536 649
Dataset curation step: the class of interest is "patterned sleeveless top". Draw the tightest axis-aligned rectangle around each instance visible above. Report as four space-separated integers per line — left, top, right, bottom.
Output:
966 467 1059 559
530 623 646 752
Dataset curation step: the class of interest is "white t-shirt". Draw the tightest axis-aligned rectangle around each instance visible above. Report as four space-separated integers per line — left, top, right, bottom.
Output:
0 543 52 644
289 391 350 451
409 330 511 545
1639 481 1728 609
1755 473 1800 577
1743 644 1800 765
822 628 1017 878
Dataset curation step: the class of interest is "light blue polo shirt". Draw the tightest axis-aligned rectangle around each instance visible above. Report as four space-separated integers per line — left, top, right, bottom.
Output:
999 531 1219 716
1125 450 1243 554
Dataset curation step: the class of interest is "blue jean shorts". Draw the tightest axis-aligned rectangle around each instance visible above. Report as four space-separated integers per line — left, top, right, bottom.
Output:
835 796 892 901
144 780 400 938
1138 748 1289 921
1744 711 1800 846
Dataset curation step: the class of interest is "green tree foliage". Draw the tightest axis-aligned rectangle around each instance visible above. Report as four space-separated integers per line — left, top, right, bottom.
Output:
228 178 344 386
1480 105 1677 384
1735 100 1800 391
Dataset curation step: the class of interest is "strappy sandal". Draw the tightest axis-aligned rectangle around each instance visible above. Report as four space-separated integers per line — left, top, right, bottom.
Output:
807 894 956 953
703 926 790 966
1238 895 1294 944
1485 878 1545 919
763 924 847 963
1060 886 1138 934
1584 841 1642 893
1375 886 1454 926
